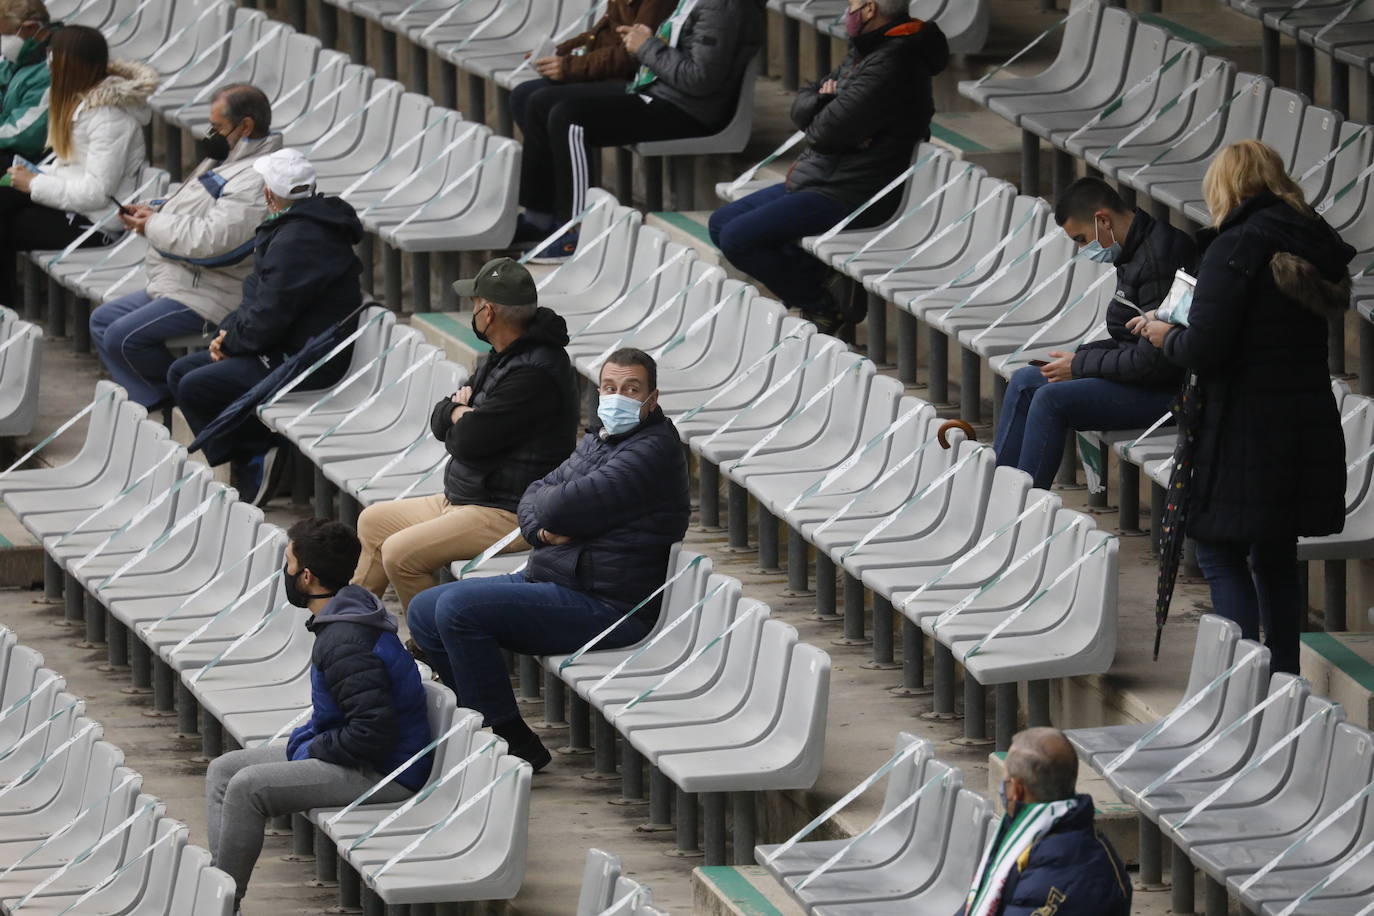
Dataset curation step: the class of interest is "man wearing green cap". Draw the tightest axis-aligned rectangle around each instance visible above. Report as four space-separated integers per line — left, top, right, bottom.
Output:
352 257 580 610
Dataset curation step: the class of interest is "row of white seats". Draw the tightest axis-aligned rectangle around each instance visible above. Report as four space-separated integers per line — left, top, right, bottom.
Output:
0 629 235 914
0 390 535 910
1070 614 1374 916
0 307 43 438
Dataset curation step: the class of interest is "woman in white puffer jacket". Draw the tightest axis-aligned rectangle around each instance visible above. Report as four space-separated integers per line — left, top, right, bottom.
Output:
0 24 156 304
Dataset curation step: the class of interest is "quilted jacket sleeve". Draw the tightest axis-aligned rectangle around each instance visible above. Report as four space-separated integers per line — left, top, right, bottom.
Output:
518 449 577 543
632 0 742 98
306 633 397 771
531 431 673 538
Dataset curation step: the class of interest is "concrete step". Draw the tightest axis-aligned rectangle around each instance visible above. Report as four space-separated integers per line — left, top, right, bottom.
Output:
1302 630 1374 730
693 866 806 916
0 506 39 588
411 311 485 372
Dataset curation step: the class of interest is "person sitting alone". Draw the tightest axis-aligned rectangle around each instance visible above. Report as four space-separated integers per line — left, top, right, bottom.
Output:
166 147 364 503
961 727 1131 916
406 348 690 770
352 258 579 611
206 519 433 915
710 0 949 334
993 177 1197 489
90 84 281 412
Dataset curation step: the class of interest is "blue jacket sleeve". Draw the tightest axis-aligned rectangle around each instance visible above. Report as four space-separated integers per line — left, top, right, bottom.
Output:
307 638 398 771
532 433 675 538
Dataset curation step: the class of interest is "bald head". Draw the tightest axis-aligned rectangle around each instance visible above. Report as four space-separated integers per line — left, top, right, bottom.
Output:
1005 727 1078 803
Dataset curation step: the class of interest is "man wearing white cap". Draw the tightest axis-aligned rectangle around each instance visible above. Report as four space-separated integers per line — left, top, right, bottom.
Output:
167 147 365 503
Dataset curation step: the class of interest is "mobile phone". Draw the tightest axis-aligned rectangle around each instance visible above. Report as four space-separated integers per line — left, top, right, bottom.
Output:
12 154 40 173
108 195 135 216
1028 359 1049 367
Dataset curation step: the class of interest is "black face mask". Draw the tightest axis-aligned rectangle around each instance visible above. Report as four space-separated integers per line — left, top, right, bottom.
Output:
282 563 336 609
197 127 232 162
471 304 491 345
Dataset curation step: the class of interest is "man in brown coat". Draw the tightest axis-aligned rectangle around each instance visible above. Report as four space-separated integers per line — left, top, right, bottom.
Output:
509 0 674 244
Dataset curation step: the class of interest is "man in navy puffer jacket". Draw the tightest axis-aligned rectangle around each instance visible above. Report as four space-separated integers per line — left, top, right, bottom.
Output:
206 519 433 912
408 348 690 771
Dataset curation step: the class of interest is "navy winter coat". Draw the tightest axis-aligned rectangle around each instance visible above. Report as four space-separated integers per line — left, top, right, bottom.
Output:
517 408 690 616
1071 208 1196 388
967 795 1131 916
288 586 434 790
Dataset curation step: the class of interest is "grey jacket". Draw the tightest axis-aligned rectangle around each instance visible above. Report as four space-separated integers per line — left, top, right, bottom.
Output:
631 0 764 130
141 133 282 324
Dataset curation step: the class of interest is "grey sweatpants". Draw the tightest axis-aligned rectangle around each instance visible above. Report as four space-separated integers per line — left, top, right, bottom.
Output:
206 745 413 904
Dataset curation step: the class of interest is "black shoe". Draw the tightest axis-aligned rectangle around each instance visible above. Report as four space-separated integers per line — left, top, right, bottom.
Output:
493 719 552 773
511 213 555 247
250 446 287 508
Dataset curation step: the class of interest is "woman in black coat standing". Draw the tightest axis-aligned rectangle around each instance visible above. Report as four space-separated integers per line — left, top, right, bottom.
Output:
1132 140 1354 674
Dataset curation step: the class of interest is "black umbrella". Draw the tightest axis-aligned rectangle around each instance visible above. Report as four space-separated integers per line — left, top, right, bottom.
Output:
188 303 371 465
1154 371 1202 660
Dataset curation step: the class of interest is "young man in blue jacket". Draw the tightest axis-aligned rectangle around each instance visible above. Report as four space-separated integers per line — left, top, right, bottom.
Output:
407 348 691 771
206 519 433 913
962 728 1131 916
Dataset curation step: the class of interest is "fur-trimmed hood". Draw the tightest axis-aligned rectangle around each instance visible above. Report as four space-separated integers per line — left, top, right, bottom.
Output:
1271 251 1353 316
79 59 157 119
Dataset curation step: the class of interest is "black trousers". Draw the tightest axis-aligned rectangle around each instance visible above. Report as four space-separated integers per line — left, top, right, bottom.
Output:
0 187 109 306
511 78 710 220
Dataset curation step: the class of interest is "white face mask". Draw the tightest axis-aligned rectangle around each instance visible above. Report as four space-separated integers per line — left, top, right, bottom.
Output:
0 35 24 64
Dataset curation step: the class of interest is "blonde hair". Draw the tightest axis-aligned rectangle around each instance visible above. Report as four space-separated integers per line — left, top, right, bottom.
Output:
45 25 107 160
1202 139 1314 228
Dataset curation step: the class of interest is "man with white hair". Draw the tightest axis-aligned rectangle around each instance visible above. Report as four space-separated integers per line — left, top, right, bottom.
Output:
167 148 364 503
962 727 1131 916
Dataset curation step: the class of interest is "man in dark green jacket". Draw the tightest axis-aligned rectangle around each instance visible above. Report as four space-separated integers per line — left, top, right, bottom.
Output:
0 0 53 167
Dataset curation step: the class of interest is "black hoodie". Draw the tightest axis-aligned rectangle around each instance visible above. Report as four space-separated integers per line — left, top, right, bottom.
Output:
786 16 950 218
430 306 580 512
218 194 364 370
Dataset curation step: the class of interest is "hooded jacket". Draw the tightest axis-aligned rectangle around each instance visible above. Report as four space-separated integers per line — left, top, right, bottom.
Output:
0 33 55 161
786 17 950 217
141 133 283 324
517 408 690 615
29 59 157 227
1161 191 1354 542
1071 208 1197 387
968 795 1131 916
430 307 580 513
554 0 678 82
287 585 434 790
217 194 364 379
630 0 765 131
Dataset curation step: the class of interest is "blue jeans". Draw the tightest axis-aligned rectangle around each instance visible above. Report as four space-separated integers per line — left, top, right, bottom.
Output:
407 572 652 728
708 183 854 312
90 290 206 407
1194 539 1301 675
994 366 1178 489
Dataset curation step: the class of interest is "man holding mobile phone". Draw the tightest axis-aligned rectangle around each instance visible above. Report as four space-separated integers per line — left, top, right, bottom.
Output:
88 85 281 443
993 178 1197 489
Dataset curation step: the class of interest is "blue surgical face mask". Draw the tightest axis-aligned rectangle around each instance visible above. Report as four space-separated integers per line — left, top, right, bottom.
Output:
1080 220 1121 264
598 392 644 436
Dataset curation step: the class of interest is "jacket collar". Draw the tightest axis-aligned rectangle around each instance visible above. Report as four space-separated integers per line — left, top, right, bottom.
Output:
1217 190 1282 233
592 405 668 443
1117 207 1153 266
852 15 918 56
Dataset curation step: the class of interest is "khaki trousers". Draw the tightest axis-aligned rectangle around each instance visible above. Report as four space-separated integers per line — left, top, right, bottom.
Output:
352 493 528 610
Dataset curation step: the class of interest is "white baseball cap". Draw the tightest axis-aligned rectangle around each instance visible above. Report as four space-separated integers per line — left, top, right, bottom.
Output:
253 148 317 200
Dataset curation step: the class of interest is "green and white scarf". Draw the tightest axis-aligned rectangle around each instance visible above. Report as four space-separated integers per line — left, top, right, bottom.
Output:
627 0 700 93
964 798 1077 916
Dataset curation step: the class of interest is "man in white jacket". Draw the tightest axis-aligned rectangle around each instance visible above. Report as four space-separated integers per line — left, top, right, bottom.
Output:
90 84 281 409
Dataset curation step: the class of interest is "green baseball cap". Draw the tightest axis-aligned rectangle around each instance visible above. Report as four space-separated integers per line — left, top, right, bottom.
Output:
452 257 538 307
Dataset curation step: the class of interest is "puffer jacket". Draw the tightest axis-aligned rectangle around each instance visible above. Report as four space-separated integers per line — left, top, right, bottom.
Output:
787 17 949 217
217 194 363 381
967 795 1131 916
631 0 765 131
0 34 54 161
28 59 157 227
1071 208 1196 387
1161 191 1354 542
141 133 283 324
430 307 579 513
288 586 434 790
517 408 690 615
555 0 677 82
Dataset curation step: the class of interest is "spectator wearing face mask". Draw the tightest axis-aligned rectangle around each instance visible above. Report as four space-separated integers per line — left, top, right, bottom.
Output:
406 348 690 770
166 148 364 504
708 0 948 334
0 0 55 168
351 258 580 611
992 178 1197 489
89 84 281 412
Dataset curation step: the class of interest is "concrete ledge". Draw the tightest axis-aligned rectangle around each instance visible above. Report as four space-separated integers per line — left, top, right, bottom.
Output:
1302 631 1374 729
693 866 807 916
0 506 40 588
411 312 484 372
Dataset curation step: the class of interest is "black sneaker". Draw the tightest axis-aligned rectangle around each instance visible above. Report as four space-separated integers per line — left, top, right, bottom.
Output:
493 720 553 773
511 213 555 247
250 446 287 507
